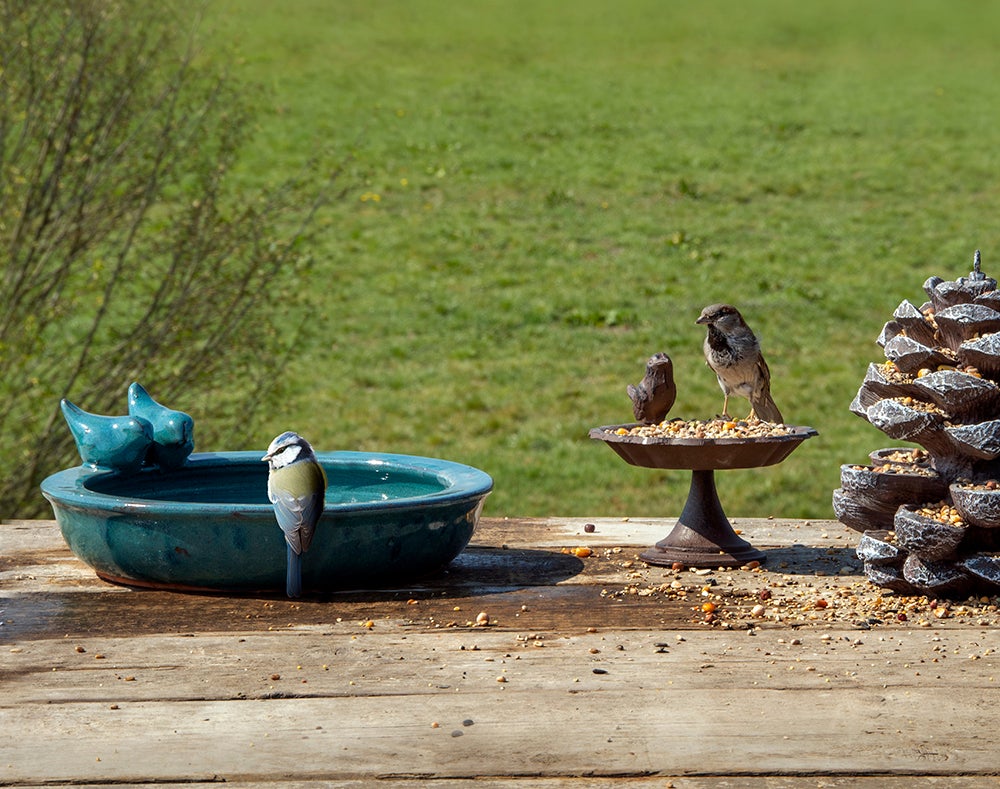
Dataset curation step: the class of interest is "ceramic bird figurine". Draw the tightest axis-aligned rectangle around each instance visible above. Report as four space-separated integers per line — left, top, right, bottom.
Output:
127 382 194 469
60 398 153 472
262 431 327 598
627 352 677 424
696 303 784 424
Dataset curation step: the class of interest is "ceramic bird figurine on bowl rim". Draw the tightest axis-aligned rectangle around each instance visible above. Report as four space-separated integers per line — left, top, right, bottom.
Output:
60 398 153 472
627 352 677 425
262 431 327 598
127 382 194 469
697 303 783 424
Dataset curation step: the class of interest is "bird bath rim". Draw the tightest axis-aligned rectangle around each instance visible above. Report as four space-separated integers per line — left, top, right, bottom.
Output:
40 450 493 592
42 450 493 514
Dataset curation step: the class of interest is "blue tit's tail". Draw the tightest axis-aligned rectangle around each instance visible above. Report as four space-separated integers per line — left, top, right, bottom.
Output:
286 544 302 598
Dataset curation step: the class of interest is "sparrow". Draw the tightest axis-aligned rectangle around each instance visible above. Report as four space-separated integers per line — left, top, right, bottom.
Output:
696 303 783 423
262 431 327 598
626 352 676 424
127 382 194 469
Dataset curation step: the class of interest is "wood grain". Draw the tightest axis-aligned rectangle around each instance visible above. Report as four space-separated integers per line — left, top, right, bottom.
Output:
4 518 1000 785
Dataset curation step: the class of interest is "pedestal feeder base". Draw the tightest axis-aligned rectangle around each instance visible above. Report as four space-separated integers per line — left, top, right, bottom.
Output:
590 424 818 569
639 469 767 568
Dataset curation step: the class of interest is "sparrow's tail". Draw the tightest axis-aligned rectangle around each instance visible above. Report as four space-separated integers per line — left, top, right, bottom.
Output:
751 392 784 424
286 543 302 599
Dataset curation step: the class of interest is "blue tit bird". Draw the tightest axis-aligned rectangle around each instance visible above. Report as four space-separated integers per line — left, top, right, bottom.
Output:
127 382 195 469
60 398 153 472
262 431 327 598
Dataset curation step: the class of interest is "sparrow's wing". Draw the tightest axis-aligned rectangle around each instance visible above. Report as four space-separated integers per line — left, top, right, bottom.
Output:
751 353 784 423
756 354 772 389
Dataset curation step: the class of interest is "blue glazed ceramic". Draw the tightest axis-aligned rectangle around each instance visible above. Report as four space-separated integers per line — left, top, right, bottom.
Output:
126 382 195 469
40 451 492 592
60 399 153 472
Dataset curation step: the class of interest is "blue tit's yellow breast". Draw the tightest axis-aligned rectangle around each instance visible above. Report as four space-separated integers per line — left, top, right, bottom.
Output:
271 460 327 498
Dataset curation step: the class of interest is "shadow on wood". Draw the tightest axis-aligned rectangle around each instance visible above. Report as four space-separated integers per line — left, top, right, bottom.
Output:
0 547 585 642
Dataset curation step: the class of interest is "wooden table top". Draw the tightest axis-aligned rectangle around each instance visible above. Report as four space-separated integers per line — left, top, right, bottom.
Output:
4 516 1000 787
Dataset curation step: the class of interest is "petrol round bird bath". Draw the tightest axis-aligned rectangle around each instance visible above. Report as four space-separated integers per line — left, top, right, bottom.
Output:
42 451 492 592
45 386 492 593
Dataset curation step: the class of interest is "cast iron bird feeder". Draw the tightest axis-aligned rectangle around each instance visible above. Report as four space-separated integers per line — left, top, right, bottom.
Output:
590 423 817 568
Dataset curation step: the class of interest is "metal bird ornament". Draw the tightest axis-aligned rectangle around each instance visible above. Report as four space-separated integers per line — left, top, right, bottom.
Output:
127 382 194 469
262 431 327 598
60 398 153 472
696 303 784 424
627 352 677 424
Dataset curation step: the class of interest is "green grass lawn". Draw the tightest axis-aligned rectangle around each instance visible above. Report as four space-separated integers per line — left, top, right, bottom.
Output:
203 0 1000 520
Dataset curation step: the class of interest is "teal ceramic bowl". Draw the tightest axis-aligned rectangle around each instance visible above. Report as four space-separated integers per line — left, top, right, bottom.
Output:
40 451 493 592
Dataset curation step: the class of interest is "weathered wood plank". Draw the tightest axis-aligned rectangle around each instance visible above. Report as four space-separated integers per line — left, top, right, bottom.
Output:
6 628 1000 704
0 517 859 603
4 667 1000 782
4 627 1000 783
1 518 871 642
478 516 855 549
6 518 1000 784
0 516 856 557
8 781 998 789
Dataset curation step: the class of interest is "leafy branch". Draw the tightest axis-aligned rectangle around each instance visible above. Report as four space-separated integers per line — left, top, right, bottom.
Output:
0 0 346 517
